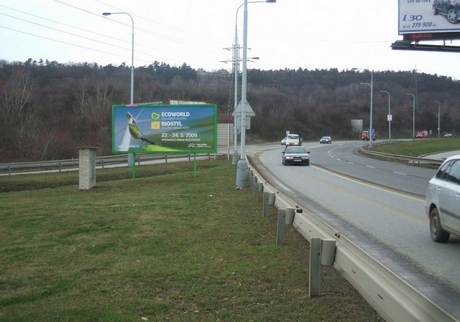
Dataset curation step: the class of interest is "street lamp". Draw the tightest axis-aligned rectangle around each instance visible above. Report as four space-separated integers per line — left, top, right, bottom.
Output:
433 100 441 138
235 0 275 189
379 91 391 143
103 12 134 105
103 11 135 166
406 93 415 140
353 68 374 149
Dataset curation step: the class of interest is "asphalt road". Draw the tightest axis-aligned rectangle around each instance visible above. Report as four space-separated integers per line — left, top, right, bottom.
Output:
251 141 460 320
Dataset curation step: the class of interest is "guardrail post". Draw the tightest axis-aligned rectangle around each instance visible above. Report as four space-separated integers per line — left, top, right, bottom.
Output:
309 238 321 297
257 183 263 202
251 176 258 201
165 155 168 163
263 192 274 217
7 164 11 176
101 159 105 169
286 207 295 225
309 238 336 297
58 162 62 173
321 239 336 266
276 209 286 245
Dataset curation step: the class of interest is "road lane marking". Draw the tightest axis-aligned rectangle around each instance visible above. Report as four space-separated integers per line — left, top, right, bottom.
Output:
311 165 424 202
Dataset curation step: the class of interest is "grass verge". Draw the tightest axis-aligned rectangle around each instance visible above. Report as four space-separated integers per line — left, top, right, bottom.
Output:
372 138 460 156
0 159 383 321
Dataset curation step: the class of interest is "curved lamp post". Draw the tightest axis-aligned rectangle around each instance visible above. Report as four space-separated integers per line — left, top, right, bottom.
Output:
353 68 374 149
232 0 276 165
235 0 276 188
103 11 135 166
102 12 134 105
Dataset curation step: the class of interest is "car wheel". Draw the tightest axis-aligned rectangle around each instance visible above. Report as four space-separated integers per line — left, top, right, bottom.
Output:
305 161 310 166
447 8 458 23
429 208 450 243
432 4 439 15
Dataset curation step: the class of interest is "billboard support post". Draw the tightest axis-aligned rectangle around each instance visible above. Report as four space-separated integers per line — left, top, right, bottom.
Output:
132 153 136 180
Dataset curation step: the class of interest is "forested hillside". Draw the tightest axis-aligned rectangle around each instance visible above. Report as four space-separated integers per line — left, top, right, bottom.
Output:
1 59 459 162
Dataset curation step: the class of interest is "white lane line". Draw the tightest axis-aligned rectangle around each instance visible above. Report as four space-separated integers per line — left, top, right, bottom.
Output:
394 171 407 176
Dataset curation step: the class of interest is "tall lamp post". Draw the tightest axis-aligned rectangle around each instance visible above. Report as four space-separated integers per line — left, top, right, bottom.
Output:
236 0 275 189
353 69 374 149
433 100 441 138
103 11 135 165
102 12 134 105
379 90 391 143
406 93 415 140
231 1 273 166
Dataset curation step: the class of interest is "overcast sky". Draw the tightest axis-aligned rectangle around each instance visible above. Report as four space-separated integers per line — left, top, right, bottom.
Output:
2 0 460 79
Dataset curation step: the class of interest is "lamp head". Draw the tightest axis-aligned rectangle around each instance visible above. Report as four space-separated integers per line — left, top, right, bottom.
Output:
266 0 276 2
102 12 111 16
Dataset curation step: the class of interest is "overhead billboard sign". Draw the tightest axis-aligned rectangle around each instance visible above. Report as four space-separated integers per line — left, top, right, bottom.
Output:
112 104 217 154
399 0 460 34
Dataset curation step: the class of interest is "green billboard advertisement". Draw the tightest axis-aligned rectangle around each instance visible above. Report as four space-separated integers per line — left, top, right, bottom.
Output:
112 104 217 154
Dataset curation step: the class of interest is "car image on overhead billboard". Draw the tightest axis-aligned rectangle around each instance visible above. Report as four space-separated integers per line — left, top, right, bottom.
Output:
399 0 460 34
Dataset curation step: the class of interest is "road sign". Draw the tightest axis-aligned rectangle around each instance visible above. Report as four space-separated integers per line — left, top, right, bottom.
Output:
232 100 255 117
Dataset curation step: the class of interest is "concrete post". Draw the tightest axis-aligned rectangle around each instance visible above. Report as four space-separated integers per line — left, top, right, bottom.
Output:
79 147 97 190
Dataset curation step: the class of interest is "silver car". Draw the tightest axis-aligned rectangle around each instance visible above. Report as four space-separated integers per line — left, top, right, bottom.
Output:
425 155 460 242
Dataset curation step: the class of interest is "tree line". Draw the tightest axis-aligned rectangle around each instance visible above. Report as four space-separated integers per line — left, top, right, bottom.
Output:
1 59 459 162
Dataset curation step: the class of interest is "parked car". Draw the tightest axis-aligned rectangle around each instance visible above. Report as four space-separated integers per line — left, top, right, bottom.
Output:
425 155 460 242
282 146 310 166
281 137 287 145
320 136 332 144
433 0 460 24
285 134 302 146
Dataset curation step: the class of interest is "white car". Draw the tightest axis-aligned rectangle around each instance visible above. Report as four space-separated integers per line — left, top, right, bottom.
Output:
425 155 460 242
285 134 301 146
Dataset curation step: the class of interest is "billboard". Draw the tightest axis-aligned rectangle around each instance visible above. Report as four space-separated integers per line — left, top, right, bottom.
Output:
399 0 460 34
112 104 217 154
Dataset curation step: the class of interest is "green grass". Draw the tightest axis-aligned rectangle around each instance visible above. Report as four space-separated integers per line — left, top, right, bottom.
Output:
0 159 383 321
372 138 460 157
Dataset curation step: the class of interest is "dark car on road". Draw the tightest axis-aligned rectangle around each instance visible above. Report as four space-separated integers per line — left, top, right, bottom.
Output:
320 136 332 144
433 0 460 24
282 146 310 166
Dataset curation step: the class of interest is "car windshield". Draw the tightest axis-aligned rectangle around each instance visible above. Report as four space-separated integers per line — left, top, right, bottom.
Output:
285 147 306 154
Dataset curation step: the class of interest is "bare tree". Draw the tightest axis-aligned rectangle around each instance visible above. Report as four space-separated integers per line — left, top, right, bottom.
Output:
0 70 32 119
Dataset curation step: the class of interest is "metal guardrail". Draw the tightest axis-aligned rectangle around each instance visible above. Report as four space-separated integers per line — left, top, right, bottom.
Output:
359 146 443 168
0 153 216 176
247 157 457 322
